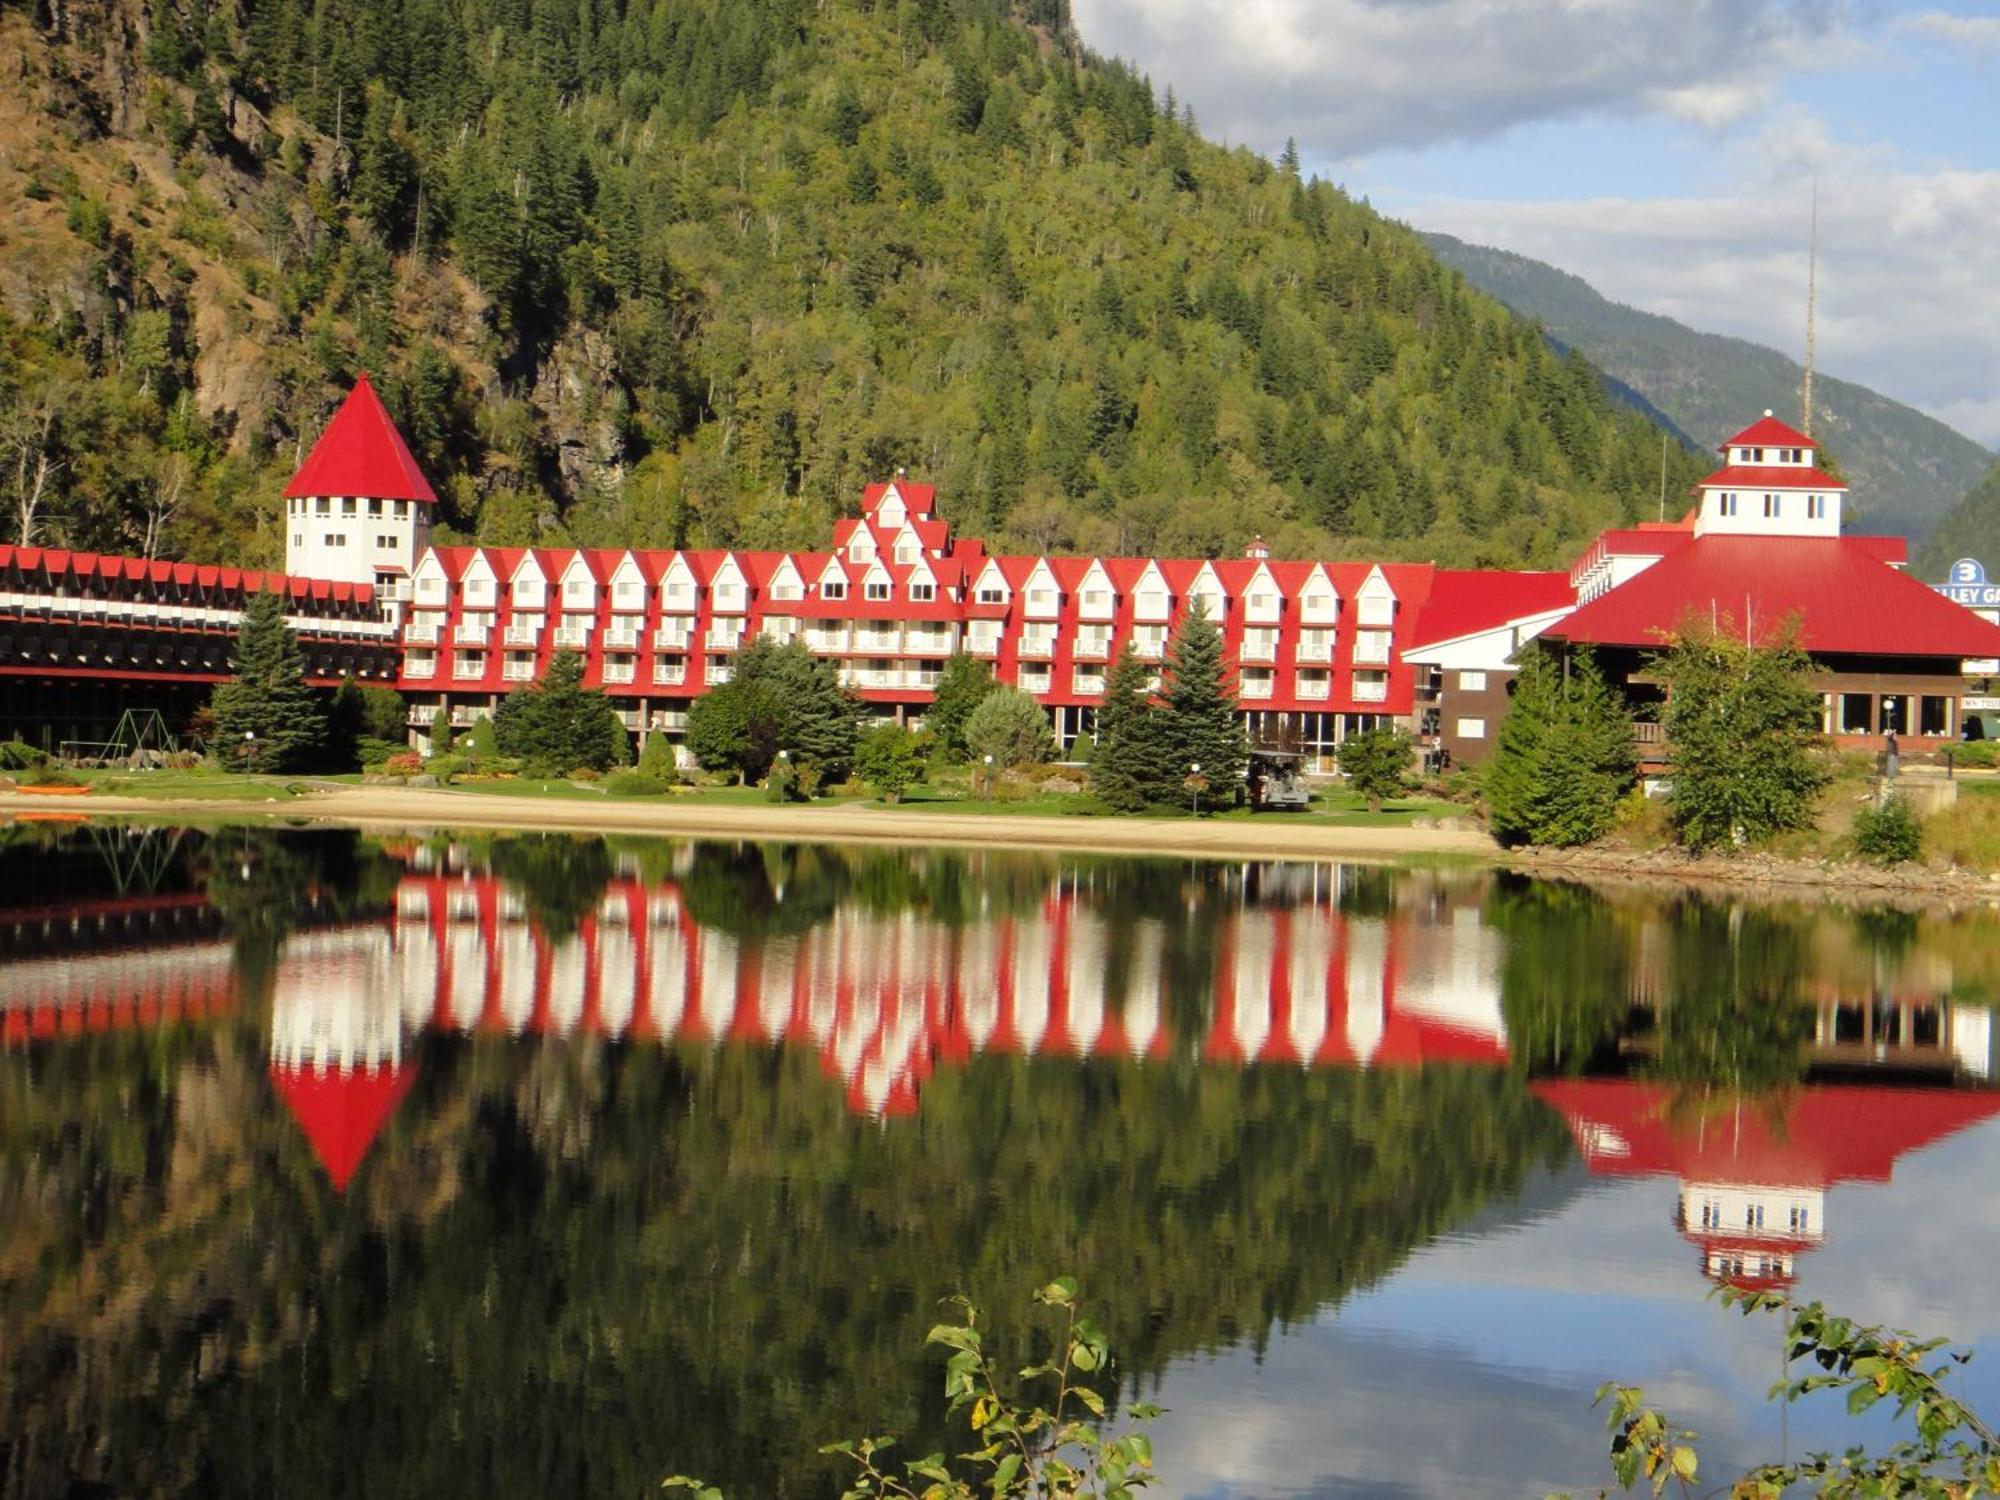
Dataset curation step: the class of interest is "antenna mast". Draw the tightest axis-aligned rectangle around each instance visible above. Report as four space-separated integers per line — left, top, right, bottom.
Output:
1802 175 1819 437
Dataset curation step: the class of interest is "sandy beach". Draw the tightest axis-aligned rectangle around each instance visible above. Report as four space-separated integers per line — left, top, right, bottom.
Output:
0 783 1496 862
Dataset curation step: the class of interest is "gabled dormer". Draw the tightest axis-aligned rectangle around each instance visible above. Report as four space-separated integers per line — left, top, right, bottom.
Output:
1297 564 1339 625
1022 559 1061 620
461 551 499 610
608 552 647 613
816 555 853 602
1353 565 1397 628
861 559 895 603
847 528 878 566
1242 563 1282 625
1132 562 1172 623
558 553 599 613
766 555 806 605
1076 560 1116 622
1188 562 1228 622
711 553 749 614
905 555 940 603
971 559 1011 608
410 548 450 610
876 485 909 530
891 523 926 567
660 554 699 613
509 552 548 611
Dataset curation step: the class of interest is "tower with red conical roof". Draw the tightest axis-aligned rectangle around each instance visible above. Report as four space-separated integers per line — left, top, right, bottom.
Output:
1693 410 1846 541
282 373 437 590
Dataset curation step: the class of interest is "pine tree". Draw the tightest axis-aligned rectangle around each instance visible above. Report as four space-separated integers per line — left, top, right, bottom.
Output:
1485 646 1637 846
927 652 996 762
1337 725 1413 814
1091 643 1170 810
494 650 628 773
210 591 324 772
1158 600 1243 793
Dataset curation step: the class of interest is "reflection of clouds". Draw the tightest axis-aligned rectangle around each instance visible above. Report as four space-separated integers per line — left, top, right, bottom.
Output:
1143 1115 2000 1496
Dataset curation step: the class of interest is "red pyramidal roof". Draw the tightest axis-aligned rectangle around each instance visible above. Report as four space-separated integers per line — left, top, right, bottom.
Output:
270 1061 416 1192
1722 412 1816 451
283 373 438 503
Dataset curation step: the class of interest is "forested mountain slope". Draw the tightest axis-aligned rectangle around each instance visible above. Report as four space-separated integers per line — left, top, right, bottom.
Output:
0 0 1703 572
1917 460 2000 577
1424 233 1994 542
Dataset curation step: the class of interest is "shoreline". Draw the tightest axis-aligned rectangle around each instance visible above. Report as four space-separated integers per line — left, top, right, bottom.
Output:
0 784 1495 863
1505 844 2000 909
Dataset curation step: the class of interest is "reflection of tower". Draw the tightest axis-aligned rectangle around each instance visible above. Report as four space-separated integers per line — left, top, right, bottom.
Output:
1535 1081 2000 1292
268 925 415 1192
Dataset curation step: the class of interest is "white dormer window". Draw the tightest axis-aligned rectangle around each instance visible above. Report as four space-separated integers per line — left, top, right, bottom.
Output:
1029 587 1055 609
1084 589 1108 610
770 577 803 602
977 584 1006 605
896 541 919 565
822 579 848 600
911 581 936 602
715 581 746 611
565 578 593 605
615 580 641 602
466 577 494 603
416 575 445 603
849 535 876 563
866 579 892 601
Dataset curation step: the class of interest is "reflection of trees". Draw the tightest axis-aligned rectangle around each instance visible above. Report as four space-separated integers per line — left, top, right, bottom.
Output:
1491 876 1633 1077
487 834 614 940
0 1030 1569 1499
1647 899 1812 1095
200 828 400 995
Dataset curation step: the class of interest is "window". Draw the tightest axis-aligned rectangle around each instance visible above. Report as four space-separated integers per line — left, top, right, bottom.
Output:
1354 628 1392 665
1880 694 1910 734
1746 1203 1764 1230
376 534 398 550
771 579 803 601
1700 1200 1723 1229
367 498 383 517
896 544 918 565
821 579 848 600
1028 587 1056 611
314 497 330 516
865 579 892 601
1789 1205 1810 1233
340 497 357 516
976 585 1006 605
293 533 303 547
1249 592 1275 615
1719 493 1739 517
1455 717 1487 740
1457 671 1487 692
323 532 346 547
1763 493 1779 518
910 582 936 602
1807 494 1826 519
616 581 641 602
1920 695 1950 736
394 500 409 518
1083 589 1109 611
1839 692 1873 733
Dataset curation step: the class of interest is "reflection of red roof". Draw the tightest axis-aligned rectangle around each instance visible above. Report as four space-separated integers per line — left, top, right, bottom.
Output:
270 1062 416 1192
1533 1079 2000 1187
283 374 438 503
1545 536 2000 657
1723 414 1815 450
1406 570 1573 649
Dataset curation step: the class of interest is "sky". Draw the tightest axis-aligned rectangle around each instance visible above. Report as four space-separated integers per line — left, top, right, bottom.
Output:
1068 0 2000 448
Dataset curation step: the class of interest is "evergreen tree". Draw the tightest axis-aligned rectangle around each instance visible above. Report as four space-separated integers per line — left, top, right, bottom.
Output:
1158 600 1243 792
210 592 324 772
1657 619 1831 851
1337 725 1413 814
1091 644 1169 811
686 674 784 782
855 723 923 802
1484 646 1636 847
493 650 629 773
927 652 996 762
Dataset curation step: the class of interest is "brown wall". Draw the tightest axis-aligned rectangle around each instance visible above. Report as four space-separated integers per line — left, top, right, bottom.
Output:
1430 669 1517 768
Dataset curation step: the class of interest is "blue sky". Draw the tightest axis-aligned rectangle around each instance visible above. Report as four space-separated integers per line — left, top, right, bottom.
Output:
1071 1 2000 446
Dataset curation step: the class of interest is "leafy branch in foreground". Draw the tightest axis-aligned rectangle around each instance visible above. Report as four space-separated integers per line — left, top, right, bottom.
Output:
665 1276 1160 1499
1587 1290 2000 1497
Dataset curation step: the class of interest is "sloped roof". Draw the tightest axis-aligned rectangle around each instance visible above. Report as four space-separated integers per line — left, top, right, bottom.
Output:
1723 413 1815 450
1698 464 1847 491
1544 536 2000 658
283 373 439 503
1407 570 1574 649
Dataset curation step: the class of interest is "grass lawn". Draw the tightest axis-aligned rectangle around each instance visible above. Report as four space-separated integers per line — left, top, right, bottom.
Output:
881 782 1463 826
72 768 308 800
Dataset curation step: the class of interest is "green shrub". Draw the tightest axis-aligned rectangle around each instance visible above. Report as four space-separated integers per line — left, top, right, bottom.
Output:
1852 794 1923 865
25 761 81 787
1951 739 2000 768
0 740 47 771
571 766 603 782
606 769 671 797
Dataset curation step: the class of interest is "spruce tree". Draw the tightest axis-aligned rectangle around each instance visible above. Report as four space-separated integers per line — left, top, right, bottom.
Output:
1337 725 1413 814
1092 644 1169 810
1159 600 1244 793
1485 646 1635 847
494 650 628 774
210 591 324 772
927 652 997 762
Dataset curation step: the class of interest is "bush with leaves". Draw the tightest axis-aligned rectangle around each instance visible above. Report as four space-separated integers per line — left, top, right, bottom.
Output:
1484 645 1637 847
665 1277 1159 1500
856 723 925 802
964 687 1053 770
1655 619 1830 851
1852 793 1923 866
1336 725 1414 813
1589 1292 1998 1497
927 653 998 763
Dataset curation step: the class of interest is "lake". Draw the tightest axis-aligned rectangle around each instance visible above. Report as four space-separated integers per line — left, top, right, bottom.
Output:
2 823 1997 1497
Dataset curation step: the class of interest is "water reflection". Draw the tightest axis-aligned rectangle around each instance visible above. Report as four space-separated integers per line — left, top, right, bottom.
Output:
3 827 1999 1497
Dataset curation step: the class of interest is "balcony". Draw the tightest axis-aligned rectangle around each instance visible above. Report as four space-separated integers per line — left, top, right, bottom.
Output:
1353 674 1390 704
450 707 482 728
1072 671 1106 697
1239 635 1277 665
706 626 744 652
503 659 535 682
649 709 689 731
1295 636 1333 665
805 628 850 653
1298 675 1331 701
1131 632 1167 662
905 627 956 656
553 622 592 649
967 631 1002 658
604 623 643 650
1018 669 1053 695
405 654 437 678
616 708 643 730
503 622 541 647
454 621 490 646
653 660 688 686
406 619 442 645
705 660 733 685
1018 633 1056 661
1241 673 1275 700
1072 632 1112 663
855 627 902 654
603 660 636 685
452 656 487 681
1353 637 1392 667
654 625 693 652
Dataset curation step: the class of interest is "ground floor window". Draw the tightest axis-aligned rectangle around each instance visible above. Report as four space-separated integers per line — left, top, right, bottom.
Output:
1838 693 1873 733
1879 694 1910 734
1919 695 1951 736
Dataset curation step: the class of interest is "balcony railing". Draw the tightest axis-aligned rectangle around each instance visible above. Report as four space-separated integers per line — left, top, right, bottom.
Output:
1353 639 1391 667
1018 634 1056 661
553 622 592 649
1353 676 1389 703
503 660 535 682
706 627 744 651
1295 639 1333 664
1297 677 1331 701
649 709 689 731
450 707 482 728
604 623 643 650
1239 637 1277 665
503 623 540 647
654 625 692 651
905 630 956 656
966 633 1001 658
1072 634 1112 662
405 655 437 677
1072 673 1106 696
653 661 688 686
1241 675 1274 700
454 622 490 646
452 657 487 680
603 661 636 684
406 620 442 644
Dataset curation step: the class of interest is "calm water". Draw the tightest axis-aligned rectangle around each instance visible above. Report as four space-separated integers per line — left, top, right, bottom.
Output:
3 825 1998 1498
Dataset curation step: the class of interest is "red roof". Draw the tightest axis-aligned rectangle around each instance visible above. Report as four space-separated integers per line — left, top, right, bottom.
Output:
1533 1079 2000 1188
1407 570 1573 649
270 1061 416 1192
283 373 438 504
1545 535 2000 658
1698 464 1846 491
1722 414 1816 451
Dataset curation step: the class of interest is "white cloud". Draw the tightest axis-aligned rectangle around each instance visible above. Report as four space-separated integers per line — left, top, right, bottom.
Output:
1389 160 2000 445
1902 10 2000 58
1070 0 1855 155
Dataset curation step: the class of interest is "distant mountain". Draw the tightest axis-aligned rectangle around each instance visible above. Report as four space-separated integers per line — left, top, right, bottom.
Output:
1422 233 1993 542
1916 460 2000 579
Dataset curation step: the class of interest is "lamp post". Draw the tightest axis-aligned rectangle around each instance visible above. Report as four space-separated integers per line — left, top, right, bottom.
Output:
1190 761 1201 817
983 753 994 803
241 729 255 771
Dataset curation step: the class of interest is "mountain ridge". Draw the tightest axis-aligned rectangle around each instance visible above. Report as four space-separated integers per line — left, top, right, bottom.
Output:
1420 231 1993 547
